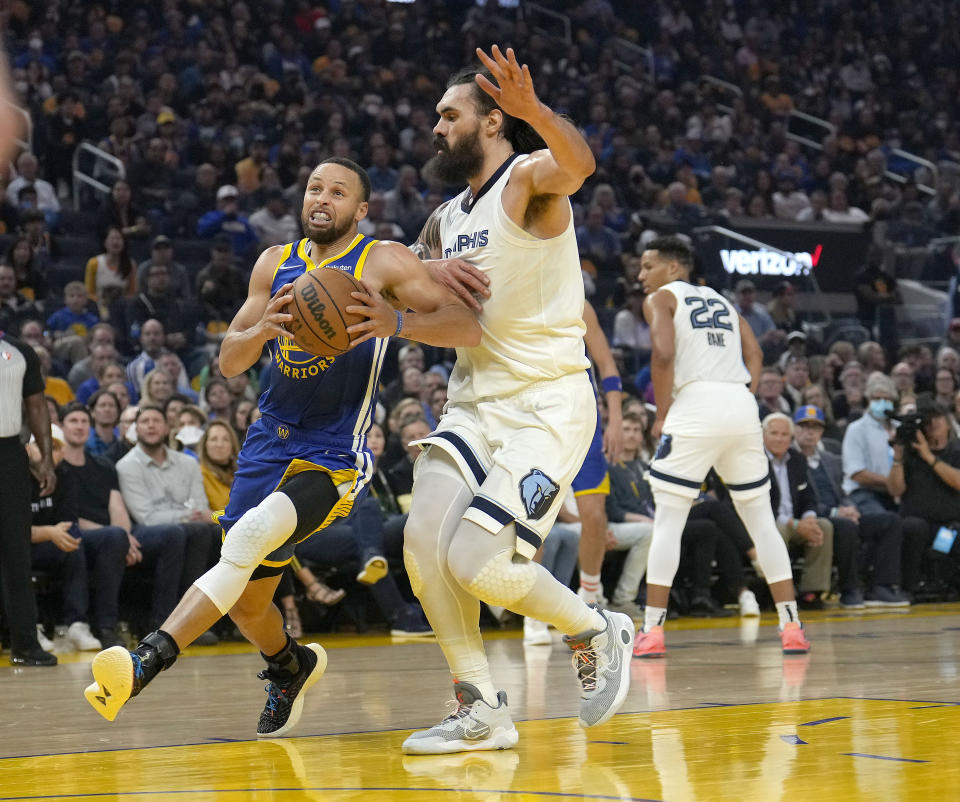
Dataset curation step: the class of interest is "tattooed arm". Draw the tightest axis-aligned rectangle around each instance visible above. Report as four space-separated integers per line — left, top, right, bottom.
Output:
408 200 449 260
408 200 490 312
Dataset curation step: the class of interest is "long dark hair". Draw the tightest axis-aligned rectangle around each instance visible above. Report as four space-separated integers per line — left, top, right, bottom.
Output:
103 225 134 280
446 66 548 154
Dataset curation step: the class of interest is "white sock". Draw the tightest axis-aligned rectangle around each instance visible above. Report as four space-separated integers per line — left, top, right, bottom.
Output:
579 571 602 599
776 601 800 628
644 605 667 632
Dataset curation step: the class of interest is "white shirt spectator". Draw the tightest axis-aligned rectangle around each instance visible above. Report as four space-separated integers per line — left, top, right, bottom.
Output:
6 176 60 213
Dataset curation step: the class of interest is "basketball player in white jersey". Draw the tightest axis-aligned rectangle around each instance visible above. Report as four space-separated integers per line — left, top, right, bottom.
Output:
401 46 635 754
631 237 810 658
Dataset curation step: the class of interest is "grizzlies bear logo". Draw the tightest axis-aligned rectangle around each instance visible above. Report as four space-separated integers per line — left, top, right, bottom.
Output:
654 433 673 461
518 469 559 520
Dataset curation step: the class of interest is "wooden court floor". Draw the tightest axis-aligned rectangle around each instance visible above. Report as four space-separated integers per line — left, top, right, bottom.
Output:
2 605 960 801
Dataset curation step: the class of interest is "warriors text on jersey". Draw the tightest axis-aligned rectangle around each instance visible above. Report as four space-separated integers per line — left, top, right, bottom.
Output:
217 234 387 553
262 234 386 451
658 280 751 395
436 154 590 402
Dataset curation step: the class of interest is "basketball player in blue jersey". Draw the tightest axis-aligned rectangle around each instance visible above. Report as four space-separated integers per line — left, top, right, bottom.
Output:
84 157 481 735
400 47 635 755
632 236 810 659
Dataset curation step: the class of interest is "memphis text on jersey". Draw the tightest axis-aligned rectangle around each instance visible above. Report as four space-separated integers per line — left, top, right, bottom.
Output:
443 229 489 259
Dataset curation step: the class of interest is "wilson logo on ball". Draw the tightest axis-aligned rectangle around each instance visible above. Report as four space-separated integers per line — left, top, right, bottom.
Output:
299 282 338 340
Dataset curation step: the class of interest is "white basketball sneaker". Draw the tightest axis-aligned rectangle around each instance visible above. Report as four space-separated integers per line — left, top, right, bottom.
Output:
564 608 635 728
402 682 519 754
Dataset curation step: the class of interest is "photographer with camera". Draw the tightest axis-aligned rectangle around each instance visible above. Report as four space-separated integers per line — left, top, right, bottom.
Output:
887 397 960 599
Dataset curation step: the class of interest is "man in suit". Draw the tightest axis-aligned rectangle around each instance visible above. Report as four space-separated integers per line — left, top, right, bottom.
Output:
763 412 834 609
793 405 910 608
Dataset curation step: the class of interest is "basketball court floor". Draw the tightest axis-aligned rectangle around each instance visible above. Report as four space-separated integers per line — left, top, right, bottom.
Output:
2 605 959 801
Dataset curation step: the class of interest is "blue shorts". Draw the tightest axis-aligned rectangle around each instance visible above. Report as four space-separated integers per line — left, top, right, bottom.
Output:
571 412 609 496
218 415 369 571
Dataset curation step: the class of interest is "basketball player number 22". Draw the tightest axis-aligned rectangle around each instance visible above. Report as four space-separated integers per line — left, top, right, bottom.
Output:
685 297 733 331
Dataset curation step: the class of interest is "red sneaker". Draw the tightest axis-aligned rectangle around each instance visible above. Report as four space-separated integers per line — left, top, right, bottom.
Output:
632 626 665 659
780 622 810 655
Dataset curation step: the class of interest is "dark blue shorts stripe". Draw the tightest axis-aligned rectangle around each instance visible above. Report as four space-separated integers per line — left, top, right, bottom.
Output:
432 431 487 485
726 476 770 491
515 521 543 551
648 466 703 490
469 496 514 527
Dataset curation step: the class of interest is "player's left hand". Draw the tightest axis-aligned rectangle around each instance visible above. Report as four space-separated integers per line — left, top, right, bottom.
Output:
651 418 665 440
346 281 400 346
475 46 543 122
602 422 622 464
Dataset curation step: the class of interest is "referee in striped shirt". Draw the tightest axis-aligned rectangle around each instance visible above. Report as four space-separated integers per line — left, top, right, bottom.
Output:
0 329 57 665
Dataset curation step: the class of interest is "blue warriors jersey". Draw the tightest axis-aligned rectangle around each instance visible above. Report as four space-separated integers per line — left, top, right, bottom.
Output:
218 234 388 556
261 234 386 452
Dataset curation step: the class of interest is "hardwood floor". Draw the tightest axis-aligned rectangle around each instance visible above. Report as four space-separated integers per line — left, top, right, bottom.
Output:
2 605 959 801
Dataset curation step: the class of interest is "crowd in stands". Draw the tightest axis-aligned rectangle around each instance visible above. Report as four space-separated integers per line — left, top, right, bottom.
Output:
2 0 960 654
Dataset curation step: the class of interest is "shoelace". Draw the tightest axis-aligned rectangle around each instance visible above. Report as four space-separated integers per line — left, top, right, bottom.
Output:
258 669 289 715
571 645 599 692
441 697 473 723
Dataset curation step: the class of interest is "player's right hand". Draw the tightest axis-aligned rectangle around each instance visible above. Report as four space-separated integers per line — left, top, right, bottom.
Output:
258 282 295 341
427 259 490 312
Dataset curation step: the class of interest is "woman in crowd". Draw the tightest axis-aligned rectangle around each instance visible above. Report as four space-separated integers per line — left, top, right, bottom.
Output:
84 226 136 317
99 178 149 241
139 367 174 409
6 235 48 302
201 378 232 420
198 420 240 514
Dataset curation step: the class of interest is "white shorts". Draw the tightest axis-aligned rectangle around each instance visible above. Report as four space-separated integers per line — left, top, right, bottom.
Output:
413 371 596 559
648 382 770 500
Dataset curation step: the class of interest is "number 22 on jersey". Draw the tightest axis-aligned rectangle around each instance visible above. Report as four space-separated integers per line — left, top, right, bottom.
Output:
685 295 732 347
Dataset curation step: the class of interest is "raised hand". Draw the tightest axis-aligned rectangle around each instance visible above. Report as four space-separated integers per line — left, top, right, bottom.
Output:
475 46 543 122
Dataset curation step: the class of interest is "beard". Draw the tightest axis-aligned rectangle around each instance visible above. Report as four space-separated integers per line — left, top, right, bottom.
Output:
302 211 355 245
424 126 484 185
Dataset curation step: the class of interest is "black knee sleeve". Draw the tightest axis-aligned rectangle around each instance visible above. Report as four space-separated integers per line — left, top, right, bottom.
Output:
279 471 341 542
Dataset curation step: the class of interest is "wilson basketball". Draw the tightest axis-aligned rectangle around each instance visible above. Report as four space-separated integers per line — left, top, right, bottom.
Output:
285 268 365 357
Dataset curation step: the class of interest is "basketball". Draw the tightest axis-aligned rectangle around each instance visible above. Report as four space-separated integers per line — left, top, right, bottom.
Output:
285 268 365 357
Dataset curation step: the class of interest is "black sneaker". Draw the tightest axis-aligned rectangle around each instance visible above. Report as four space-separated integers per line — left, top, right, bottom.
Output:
257 643 327 738
10 647 57 666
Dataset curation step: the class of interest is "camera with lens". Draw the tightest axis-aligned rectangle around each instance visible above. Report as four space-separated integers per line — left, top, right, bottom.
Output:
890 411 925 446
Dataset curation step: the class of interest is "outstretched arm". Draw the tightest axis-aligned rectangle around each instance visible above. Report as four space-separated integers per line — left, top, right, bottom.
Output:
644 290 677 438
347 241 481 348
476 46 595 195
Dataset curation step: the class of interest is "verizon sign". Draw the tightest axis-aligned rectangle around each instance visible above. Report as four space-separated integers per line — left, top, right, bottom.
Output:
720 244 823 277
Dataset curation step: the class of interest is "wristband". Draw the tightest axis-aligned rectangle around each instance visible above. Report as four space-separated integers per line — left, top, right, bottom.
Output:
601 376 623 394
393 310 404 337
931 458 940 469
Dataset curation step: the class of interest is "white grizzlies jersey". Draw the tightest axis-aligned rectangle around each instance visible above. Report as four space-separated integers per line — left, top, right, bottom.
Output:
659 280 751 395
438 154 590 402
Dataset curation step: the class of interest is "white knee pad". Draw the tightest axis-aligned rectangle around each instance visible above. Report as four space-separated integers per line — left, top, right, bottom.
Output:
460 548 538 607
194 493 298 614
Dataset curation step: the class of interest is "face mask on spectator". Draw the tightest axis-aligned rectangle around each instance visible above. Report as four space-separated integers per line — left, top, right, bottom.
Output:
868 398 893 421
